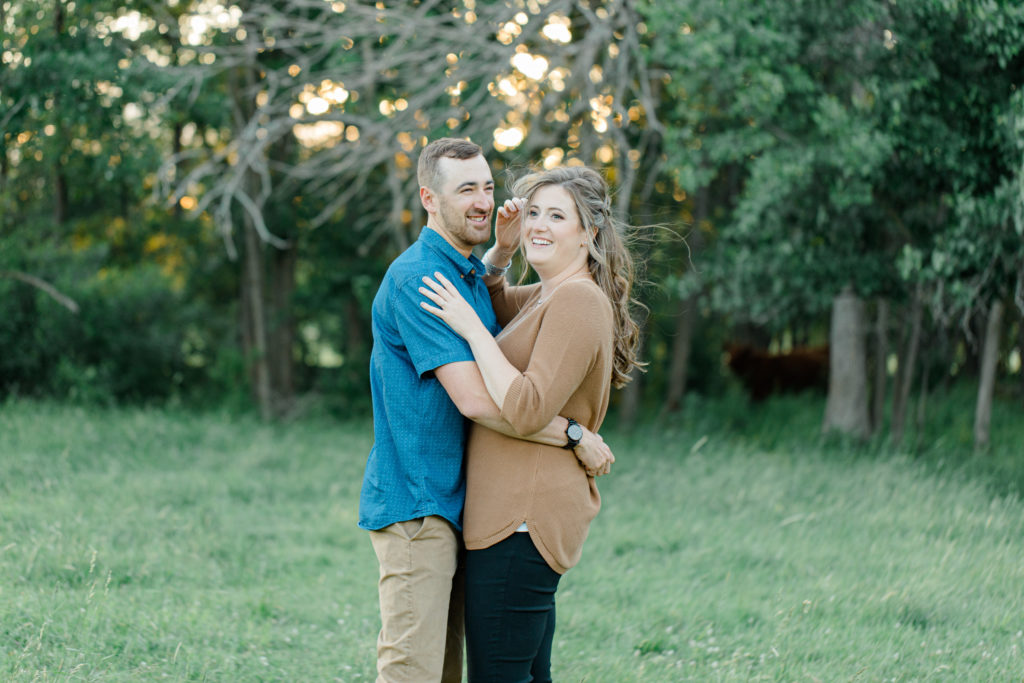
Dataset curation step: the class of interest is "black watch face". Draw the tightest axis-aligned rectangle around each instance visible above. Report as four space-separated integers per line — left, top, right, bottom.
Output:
567 423 584 441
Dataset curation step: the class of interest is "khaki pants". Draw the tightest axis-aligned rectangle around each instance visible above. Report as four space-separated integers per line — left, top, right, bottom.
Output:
369 515 464 683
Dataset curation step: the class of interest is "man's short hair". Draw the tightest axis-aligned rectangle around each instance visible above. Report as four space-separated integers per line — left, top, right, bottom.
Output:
417 137 483 191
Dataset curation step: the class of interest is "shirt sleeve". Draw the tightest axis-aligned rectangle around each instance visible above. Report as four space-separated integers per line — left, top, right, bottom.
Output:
393 273 476 377
499 284 611 435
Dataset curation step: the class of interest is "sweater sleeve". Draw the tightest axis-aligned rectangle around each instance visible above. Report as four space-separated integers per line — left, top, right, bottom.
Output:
487 277 540 327
499 283 610 435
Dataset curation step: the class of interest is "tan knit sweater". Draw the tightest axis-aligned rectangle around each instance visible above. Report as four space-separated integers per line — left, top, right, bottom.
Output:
462 276 614 574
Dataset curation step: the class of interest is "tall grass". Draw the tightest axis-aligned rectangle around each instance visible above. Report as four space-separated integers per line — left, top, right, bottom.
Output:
2 393 1022 681
1 403 378 681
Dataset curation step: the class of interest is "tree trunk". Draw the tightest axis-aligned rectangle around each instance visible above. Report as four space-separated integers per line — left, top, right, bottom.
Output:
961 315 984 377
1018 311 1024 406
268 245 296 416
618 325 646 429
973 299 1004 450
0 129 7 186
823 286 870 439
871 298 889 434
53 165 69 225
241 219 273 421
663 183 708 414
914 352 931 453
229 55 279 420
52 0 68 226
891 286 923 446
172 121 183 218
0 134 7 232
265 125 298 417
343 295 367 359
663 296 696 414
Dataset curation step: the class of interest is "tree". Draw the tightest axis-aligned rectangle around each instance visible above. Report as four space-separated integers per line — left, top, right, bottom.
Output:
147 0 665 417
642 0 1023 442
974 300 1005 449
1 0 198 400
886 0 1024 448
823 287 870 439
642 0 895 435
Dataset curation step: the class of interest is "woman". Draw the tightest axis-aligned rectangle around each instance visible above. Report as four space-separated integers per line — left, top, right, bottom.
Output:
419 165 643 681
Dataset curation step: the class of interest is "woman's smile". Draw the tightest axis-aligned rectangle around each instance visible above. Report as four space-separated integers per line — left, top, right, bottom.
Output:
522 185 588 279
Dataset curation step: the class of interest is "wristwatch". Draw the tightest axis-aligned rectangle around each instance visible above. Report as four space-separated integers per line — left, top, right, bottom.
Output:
484 258 511 277
563 418 584 450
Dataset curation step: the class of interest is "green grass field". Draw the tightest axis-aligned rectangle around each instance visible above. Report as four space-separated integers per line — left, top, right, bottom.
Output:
2 392 1022 681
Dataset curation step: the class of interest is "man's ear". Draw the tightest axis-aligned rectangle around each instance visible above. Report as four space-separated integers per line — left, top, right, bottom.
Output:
420 186 437 214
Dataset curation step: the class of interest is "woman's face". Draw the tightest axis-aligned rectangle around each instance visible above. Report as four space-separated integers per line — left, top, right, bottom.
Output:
521 184 588 279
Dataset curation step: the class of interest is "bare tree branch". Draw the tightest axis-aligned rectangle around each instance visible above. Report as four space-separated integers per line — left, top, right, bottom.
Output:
149 0 666 260
0 270 80 313
0 97 27 132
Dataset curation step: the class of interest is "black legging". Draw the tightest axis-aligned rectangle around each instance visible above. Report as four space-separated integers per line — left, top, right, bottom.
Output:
464 533 562 682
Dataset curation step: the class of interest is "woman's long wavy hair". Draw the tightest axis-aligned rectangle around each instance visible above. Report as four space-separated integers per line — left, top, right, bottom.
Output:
510 166 646 388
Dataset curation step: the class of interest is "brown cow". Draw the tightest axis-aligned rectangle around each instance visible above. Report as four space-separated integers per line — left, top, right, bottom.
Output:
725 343 829 401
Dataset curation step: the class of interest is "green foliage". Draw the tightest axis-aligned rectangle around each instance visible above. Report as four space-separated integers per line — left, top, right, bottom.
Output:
642 0 1023 345
882 1 1024 330
1 0 162 225
641 0 898 332
3 0 1023 412
0 262 197 402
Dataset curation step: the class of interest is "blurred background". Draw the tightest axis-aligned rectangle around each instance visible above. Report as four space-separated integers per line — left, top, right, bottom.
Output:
2 0 1022 444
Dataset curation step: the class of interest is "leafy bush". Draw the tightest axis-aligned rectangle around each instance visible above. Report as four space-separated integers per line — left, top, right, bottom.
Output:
0 264 199 403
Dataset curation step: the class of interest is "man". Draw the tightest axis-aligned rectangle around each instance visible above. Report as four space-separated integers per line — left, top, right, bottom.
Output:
359 138 613 682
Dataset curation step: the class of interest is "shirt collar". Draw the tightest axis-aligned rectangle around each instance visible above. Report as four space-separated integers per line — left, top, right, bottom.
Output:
418 226 486 278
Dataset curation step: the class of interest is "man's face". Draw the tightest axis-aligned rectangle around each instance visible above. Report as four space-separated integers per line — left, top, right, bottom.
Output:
428 155 495 254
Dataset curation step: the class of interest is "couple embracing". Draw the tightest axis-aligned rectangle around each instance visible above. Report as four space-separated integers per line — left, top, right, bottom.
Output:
358 137 643 682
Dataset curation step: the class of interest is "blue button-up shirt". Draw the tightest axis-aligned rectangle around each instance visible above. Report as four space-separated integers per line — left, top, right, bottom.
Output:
359 227 500 531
